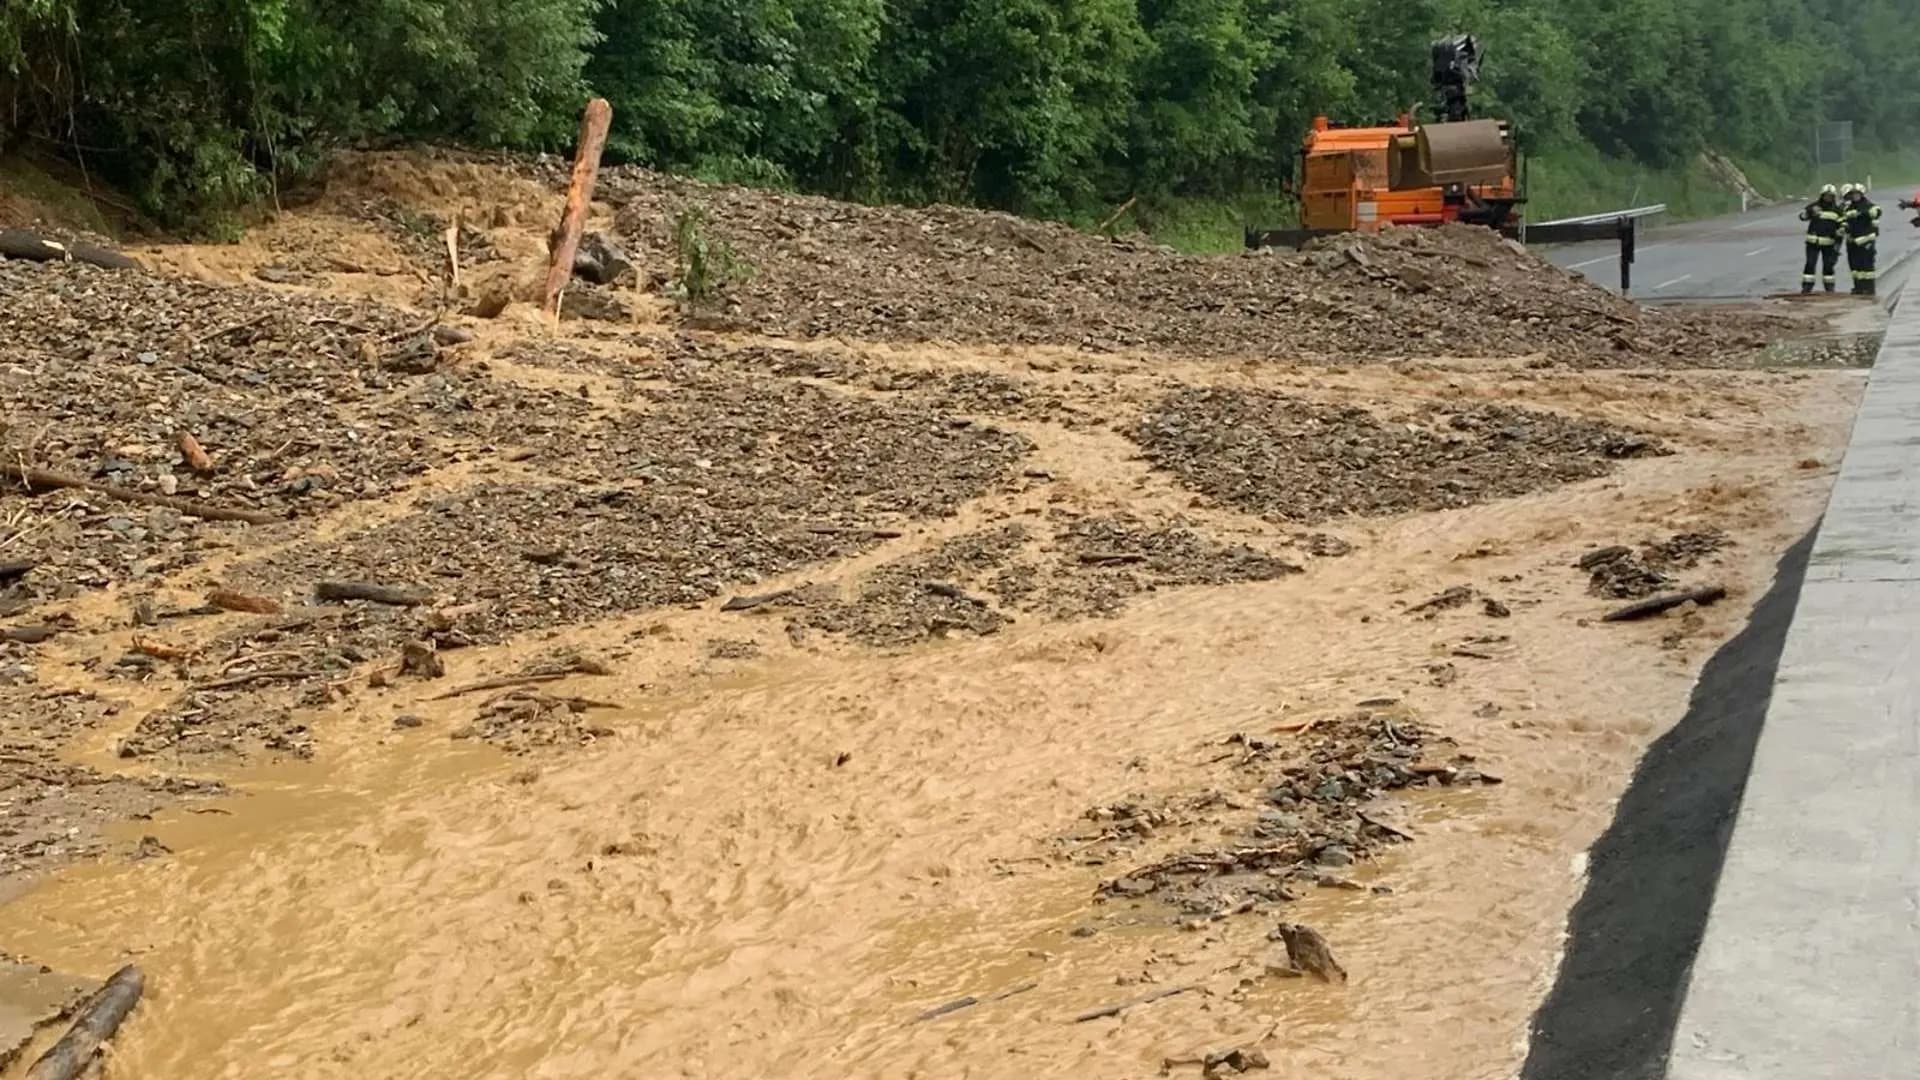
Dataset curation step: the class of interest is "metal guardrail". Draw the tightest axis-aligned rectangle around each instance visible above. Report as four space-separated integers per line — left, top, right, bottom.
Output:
1529 203 1668 229
1524 204 1668 294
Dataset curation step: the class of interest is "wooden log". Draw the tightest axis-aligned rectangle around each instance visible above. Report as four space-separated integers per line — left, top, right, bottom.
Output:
430 672 570 701
913 995 979 1023
2 463 282 525
1602 585 1729 623
0 230 140 271
2 626 57 645
1071 983 1197 1023
25 964 144 1080
543 99 614 321
1077 552 1147 566
1096 195 1138 234
444 215 462 298
314 581 430 607
194 668 324 693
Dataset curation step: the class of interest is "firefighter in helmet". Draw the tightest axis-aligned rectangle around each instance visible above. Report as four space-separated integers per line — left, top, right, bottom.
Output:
1799 184 1845 294
1844 184 1883 296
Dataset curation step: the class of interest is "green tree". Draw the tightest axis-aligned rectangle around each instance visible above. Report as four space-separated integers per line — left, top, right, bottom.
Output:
868 0 1147 212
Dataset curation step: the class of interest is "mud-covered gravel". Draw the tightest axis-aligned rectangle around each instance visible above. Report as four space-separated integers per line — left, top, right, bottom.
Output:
1132 387 1667 523
600 169 1792 366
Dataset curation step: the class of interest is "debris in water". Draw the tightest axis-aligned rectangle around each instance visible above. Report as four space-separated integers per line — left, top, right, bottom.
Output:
1273 922 1347 983
1602 585 1730 623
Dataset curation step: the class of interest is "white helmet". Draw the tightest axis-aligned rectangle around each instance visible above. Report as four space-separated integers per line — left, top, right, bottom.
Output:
1840 183 1857 197
1822 183 1838 196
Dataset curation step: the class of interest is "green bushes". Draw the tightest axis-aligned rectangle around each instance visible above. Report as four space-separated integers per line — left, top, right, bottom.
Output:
5 1 1920 231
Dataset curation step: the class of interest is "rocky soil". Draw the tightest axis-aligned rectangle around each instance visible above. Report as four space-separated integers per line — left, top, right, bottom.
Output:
1070 703 1497 923
1132 387 1666 523
598 167 1793 366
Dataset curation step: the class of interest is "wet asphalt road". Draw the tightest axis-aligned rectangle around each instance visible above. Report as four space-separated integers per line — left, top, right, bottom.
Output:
1540 193 1920 300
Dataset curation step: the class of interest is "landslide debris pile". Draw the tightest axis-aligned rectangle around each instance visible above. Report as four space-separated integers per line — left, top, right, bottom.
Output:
603 167 1784 365
1132 387 1666 523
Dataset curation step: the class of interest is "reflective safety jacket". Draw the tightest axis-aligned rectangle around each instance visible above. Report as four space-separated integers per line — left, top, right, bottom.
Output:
1845 198 1883 243
1802 199 1846 245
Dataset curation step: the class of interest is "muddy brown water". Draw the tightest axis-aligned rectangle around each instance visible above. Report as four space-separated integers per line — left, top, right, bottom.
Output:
0 359 1855 1079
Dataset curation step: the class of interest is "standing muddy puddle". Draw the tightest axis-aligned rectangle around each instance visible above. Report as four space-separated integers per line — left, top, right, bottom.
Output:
0 152 1868 1078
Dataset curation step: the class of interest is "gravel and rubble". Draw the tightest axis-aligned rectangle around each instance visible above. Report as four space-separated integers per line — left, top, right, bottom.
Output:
597 167 1792 366
0 260 595 606
0 686 224 878
1579 530 1731 599
1042 515 1302 618
1133 387 1668 523
1070 704 1497 923
771 514 1301 645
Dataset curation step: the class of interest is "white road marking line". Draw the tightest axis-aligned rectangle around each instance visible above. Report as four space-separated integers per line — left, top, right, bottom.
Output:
1744 246 1772 258
1654 274 1693 291
1569 254 1614 268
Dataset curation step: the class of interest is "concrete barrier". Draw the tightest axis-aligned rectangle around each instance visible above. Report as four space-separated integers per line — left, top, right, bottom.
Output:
1666 293 1920 1078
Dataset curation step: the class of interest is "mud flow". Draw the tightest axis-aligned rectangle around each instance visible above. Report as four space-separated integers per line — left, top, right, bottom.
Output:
0 151 1860 1078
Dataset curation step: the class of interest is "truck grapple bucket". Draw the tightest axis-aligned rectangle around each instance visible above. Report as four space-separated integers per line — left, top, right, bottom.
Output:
1415 120 1510 187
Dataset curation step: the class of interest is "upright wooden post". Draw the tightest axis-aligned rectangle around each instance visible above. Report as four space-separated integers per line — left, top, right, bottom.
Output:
544 98 613 321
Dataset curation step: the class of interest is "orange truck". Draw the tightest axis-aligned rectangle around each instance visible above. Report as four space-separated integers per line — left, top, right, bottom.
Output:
1295 114 1522 234
1250 34 1525 246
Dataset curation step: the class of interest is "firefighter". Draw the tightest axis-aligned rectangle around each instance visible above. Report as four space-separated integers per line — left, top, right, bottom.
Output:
1838 183 1859 282
1845 185 1883 296
1799 184 1845 293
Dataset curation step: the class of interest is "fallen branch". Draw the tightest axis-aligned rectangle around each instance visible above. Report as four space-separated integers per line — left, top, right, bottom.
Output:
1077 552 1147 566
25 964 144 1080
2 463 282 525
314 581 430 607
430 672 569 701
1602 585 1728 623
1096 195 1139 234
192 312 274 347
158 605 224 620
721 589 795 613
2 626 56 645
0 560 35 583
914 995 978 1023
194 668 324 692
804 525 905 540
1072 983 1198 1023
912 981 1038 1024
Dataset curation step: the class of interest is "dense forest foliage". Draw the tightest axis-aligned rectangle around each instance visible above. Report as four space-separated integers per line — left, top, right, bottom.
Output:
3 0 1918 230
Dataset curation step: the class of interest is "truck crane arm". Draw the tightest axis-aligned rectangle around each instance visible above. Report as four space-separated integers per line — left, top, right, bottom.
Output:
1431 34 1483 123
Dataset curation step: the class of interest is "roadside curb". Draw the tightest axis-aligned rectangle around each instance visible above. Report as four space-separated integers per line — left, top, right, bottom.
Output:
1663 275 1920 1078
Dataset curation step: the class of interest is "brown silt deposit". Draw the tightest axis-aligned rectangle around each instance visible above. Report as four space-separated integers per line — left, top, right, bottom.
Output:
0 151 1860 1078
